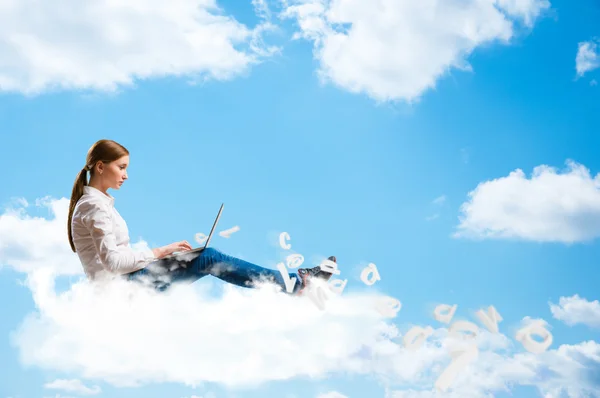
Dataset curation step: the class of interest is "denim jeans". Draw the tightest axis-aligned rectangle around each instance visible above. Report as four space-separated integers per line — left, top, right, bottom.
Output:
125 247 302 294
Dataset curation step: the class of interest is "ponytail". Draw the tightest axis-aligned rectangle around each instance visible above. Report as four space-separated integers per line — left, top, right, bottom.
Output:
67 168 89 252
68 139 130 253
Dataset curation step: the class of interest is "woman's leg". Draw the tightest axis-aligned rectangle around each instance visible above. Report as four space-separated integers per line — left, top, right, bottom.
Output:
126 248 304 294
190 248 302 293
125 256 205 291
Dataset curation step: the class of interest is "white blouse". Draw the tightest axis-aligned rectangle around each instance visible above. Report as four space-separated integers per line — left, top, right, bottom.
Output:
71 185 156 281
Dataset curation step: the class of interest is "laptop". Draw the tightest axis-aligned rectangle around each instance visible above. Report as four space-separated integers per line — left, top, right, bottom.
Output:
163 203 224 259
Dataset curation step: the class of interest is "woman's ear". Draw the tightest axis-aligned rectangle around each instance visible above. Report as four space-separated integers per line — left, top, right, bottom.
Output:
95 161 104 174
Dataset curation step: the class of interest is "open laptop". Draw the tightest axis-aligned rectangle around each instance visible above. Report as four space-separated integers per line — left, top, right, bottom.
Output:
163 203 224 259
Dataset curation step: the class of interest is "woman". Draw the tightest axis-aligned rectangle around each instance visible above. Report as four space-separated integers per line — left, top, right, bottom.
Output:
67 139 336 294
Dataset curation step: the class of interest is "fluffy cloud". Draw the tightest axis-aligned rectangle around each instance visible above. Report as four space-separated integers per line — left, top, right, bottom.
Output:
454 160 600 243
281 0 550 102
12 267 392 388
0 197 83 275
0 0 277 95
576 39 600 78
3 196 600 396
550 295 600 329
44 379 101 395
383 335 600 398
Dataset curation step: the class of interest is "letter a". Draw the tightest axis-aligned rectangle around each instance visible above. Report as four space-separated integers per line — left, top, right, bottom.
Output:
328 279 348 295
360 263 381 286
403 326 434 351
433 304 457 324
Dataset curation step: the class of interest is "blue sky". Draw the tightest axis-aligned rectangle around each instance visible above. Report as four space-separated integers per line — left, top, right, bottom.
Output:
1 0 600 397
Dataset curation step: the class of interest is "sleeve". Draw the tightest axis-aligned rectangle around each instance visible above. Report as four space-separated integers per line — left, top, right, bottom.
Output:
82 202 156 274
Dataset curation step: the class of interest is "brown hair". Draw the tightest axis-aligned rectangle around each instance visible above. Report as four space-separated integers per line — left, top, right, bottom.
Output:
67 139 130 252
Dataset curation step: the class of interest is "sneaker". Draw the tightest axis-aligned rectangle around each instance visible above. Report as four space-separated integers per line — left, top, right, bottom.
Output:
296 256 336 295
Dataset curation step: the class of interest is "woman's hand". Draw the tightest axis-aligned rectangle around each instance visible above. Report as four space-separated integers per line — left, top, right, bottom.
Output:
153 240 193 258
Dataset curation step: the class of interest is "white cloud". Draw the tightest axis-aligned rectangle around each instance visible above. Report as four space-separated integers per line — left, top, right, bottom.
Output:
383 333 600 398
3 196 600 396
281 0 550 102
0 0 275 95
0 197 83 275
12 266 393 388
454 160 600 243
44 379 101 395
432 196 447 206
576 39 600 78
317 392 348 398
495 0 551 26
550 295 600 329
42 395 75 398
426 196 446 221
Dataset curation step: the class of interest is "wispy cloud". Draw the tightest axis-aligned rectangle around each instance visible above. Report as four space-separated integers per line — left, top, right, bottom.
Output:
426 195 446 221
454 160 600 243
550 295 600 329
281 0 550 102
432 196 447 206
44 379 101 395
576 39 600 78
460 148 470 164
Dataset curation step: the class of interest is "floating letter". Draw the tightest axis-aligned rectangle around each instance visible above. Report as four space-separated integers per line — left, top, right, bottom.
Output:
286 253 304 269
276 262 297 293
375 296 402 318
360 263 380 286
434 304 457 324
403 326 434 351
449 320 479 342
279 232 291 250
476 305 503 334
320 258 341 275
435 344 479 392
195 232 208 244
328 279 348 295
515 320 553 354
219 225 240 238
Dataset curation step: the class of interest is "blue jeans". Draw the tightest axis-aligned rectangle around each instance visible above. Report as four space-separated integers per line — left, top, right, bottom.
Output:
126 247 302 294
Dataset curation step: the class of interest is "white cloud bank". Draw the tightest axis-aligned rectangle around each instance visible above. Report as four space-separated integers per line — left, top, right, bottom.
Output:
550 295 600 329
576 39 600 78
2 196 600 396
281 0 550 102
0 0 277 95
44 379 101 395
454 160 600 243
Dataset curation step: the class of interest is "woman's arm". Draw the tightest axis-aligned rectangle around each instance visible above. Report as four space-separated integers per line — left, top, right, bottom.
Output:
152 241 193 259
82 203 157 274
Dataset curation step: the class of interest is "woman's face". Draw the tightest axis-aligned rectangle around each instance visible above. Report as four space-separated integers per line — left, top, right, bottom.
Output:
99 155 129 190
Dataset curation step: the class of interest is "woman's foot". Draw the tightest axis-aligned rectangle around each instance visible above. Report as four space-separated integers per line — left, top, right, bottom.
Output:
296 256 336 295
